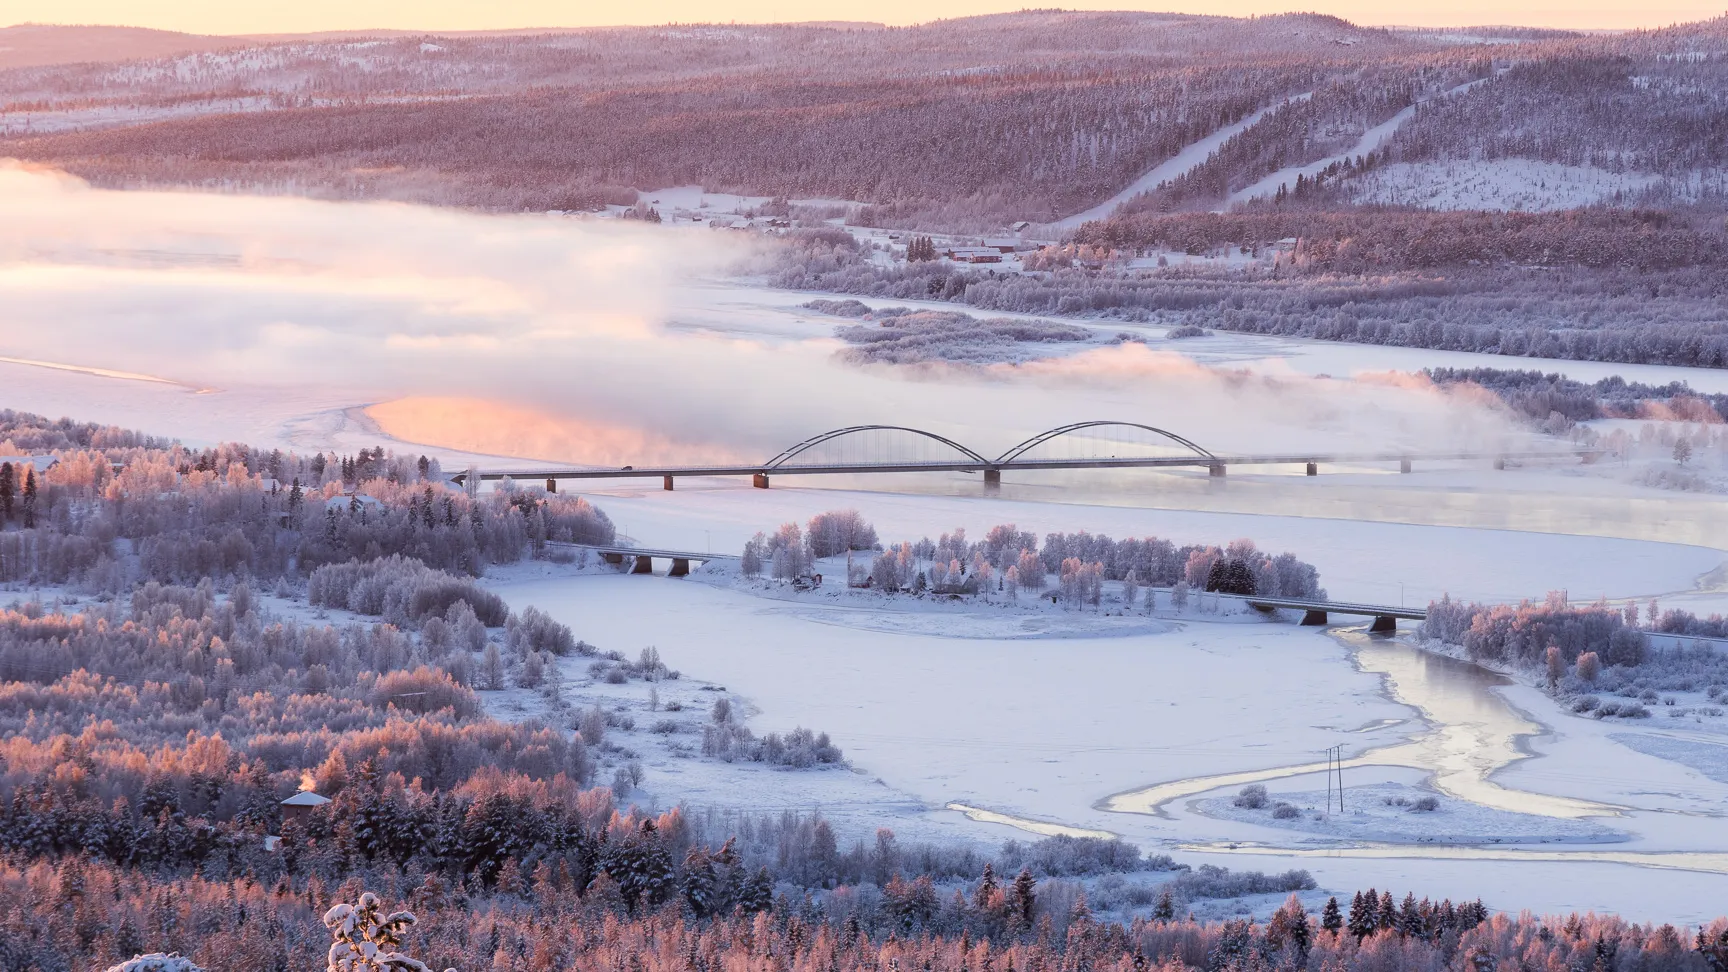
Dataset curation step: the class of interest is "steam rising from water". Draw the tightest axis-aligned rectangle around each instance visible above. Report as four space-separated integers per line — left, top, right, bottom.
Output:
0 163 1524 464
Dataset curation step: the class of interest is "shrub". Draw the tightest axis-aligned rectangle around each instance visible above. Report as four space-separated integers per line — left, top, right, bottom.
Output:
1233 784 1269 809
1272 803 1299 819
1412 796 1440 812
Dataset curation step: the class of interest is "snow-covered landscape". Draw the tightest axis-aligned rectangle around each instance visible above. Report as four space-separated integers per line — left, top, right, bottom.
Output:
5 9 1728 971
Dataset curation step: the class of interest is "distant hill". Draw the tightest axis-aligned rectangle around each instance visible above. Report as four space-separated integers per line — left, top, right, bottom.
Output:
0 24 238 69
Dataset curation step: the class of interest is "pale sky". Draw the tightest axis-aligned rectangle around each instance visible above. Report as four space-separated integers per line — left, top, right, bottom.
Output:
3 0 1723 34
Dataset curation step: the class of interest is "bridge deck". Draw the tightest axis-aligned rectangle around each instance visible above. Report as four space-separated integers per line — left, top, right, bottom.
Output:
548 541 739 561
464 449 1589 483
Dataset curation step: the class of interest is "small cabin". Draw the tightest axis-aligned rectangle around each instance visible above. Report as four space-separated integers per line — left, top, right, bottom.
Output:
945 247 1003 264
281 790 331 823
325 494 384 513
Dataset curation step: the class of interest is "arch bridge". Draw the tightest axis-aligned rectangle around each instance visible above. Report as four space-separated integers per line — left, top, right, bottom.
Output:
455 421 1586 491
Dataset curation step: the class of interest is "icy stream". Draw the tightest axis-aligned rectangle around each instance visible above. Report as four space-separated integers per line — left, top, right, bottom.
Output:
1103 632 1614 821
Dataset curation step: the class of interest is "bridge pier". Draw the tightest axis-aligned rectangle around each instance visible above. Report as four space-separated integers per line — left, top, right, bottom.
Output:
1494 457 1506 470
1208 463 1226 477
1399 459 1412 474
983 468 1001 492
546 478 557 493
1369 615 1397 634
1305 462 1317 476
663 475 675 491
600 552 625 569
669 557 690 577
1301 609 1328 626
631 555 655 575
752 473 770 489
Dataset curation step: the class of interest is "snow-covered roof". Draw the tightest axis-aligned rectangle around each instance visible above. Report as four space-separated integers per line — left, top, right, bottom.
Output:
325 494 384 511
281 790 331 807
0 455 57 474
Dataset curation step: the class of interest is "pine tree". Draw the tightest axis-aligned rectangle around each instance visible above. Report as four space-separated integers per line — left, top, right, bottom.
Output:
1152 887 1175 923
1321 896 1343 936
741 867 774 913
0 462 13 521
19 466 35 528
1347 890 1374 940
1010 867 1038 931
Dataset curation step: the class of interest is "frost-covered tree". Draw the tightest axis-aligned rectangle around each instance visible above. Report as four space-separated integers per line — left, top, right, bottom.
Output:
324 891 454 972
806 509 879 558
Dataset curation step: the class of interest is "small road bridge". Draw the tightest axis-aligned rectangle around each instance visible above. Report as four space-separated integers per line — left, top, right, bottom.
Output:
547 541 737 577
1221 592 1427 632
457 421 1591 492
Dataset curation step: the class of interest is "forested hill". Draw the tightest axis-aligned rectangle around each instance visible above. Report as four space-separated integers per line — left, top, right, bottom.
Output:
0 12 1686 227
2 13 1725 234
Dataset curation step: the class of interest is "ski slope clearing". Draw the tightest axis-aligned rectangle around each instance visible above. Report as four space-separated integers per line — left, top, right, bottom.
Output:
1045 92 1314 232
1224 76 1491 208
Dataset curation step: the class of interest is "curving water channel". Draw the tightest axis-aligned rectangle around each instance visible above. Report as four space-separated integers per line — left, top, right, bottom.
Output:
960 628 1728 876
1103 630 1617 821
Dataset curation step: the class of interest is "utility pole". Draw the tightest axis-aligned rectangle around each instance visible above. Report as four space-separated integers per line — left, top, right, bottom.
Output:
1334 745 1345 812
1323 745 1345 813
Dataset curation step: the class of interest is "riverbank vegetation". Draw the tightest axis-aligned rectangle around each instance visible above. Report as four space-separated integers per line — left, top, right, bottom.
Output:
742 514 1324 604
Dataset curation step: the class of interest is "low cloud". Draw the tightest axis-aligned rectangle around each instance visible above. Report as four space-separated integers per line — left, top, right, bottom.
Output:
0 163 1524 466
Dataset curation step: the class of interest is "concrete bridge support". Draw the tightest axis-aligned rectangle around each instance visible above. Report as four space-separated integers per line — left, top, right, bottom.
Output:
663 475 675 491
1301 609 1328 625
1305 462 1317 476
983 468 1001 491
1209 463 1226 477
1400 459 1412 474
546 478 557 493
631 555 655 575
669 558 691 577
1370 615 1398 633
752 473 770 489
600 552 626 569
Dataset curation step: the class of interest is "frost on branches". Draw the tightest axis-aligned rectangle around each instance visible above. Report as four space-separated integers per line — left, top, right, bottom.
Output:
324 892 454 972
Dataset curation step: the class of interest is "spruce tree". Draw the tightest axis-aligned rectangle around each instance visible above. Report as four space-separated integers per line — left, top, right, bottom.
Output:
0 462 13 520
1347 890 1374 940
1010 867 1038 930
1322 896 1343 936
1152 887 1175 923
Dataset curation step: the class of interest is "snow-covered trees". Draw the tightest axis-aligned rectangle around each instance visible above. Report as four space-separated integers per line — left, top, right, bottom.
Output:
764 520 1324 605
805 509 879 558
324 892 452 972
308 555 510 627
1423 595 1647 668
